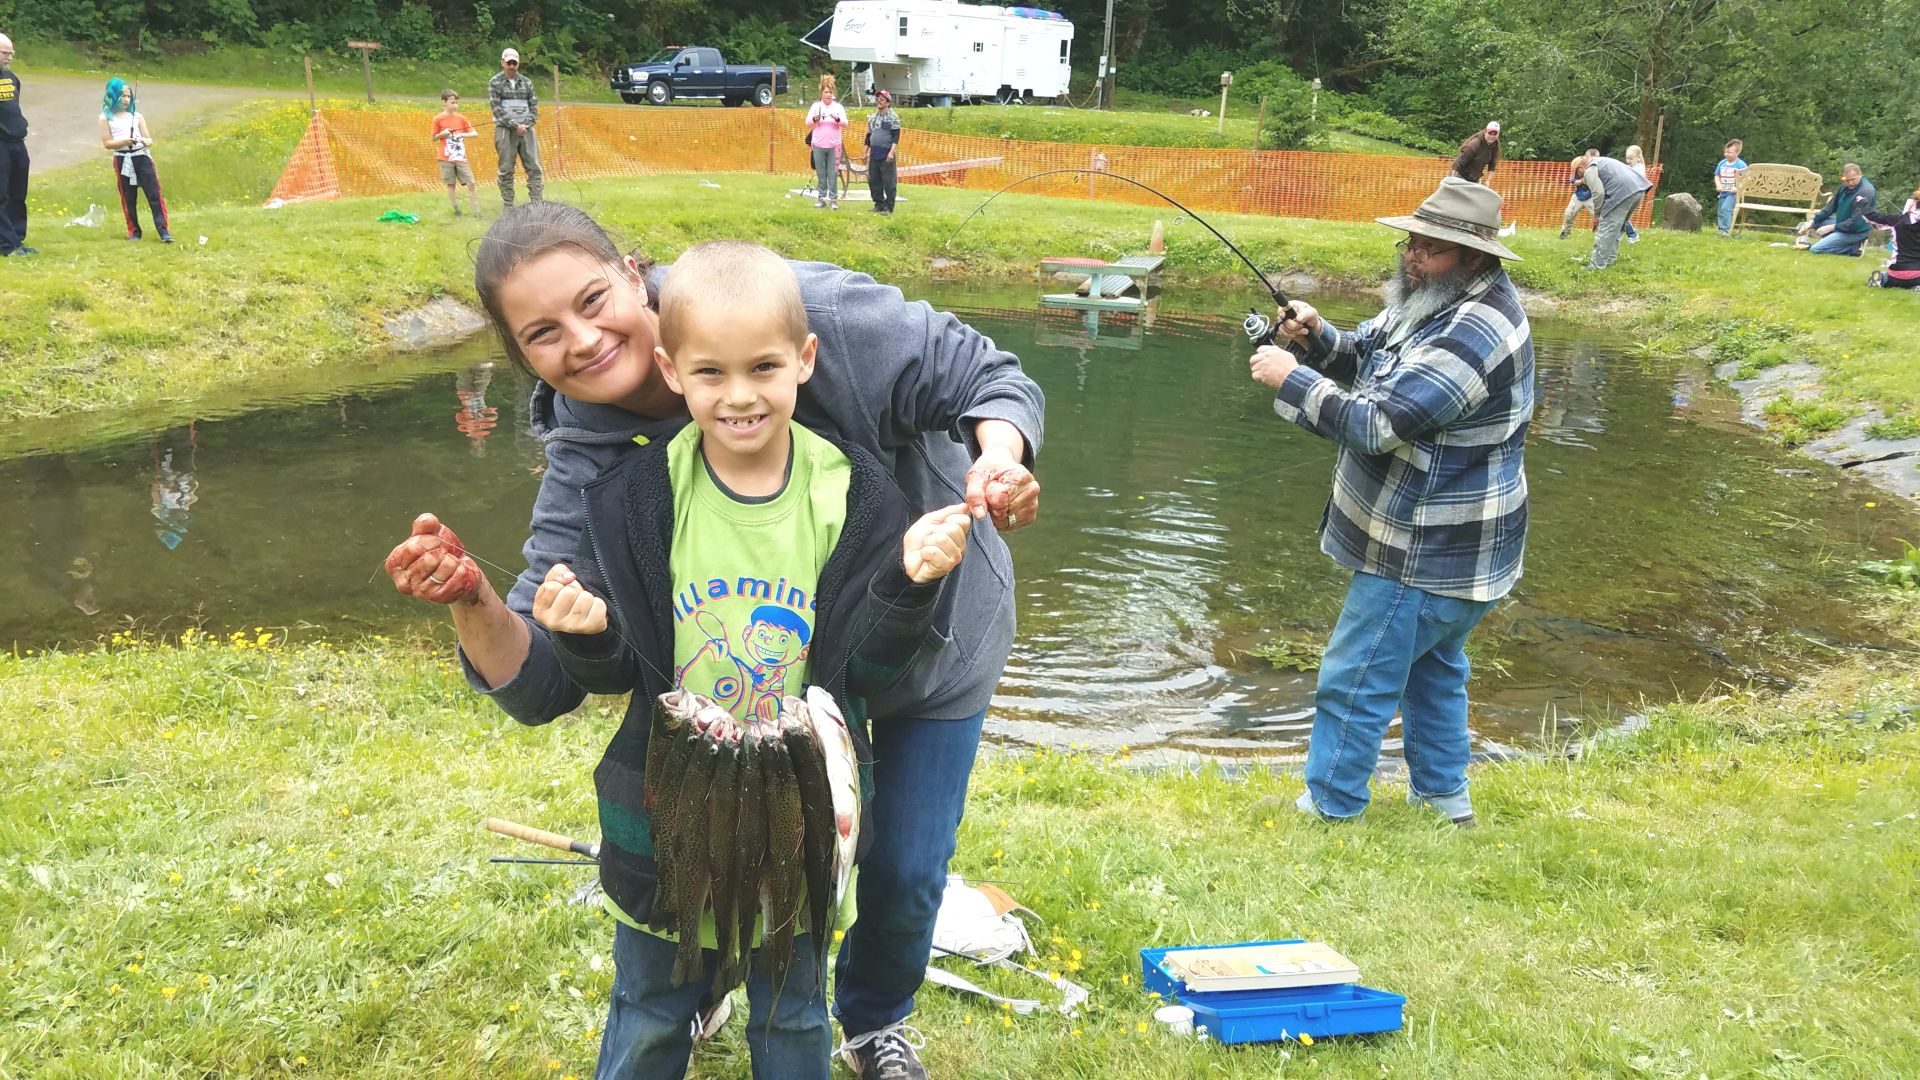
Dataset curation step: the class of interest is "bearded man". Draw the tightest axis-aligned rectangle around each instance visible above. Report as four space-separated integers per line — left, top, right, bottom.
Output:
1250 177 1535 827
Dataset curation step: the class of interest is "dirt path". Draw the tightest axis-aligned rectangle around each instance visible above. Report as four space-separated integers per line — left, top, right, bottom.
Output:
17 70 305 173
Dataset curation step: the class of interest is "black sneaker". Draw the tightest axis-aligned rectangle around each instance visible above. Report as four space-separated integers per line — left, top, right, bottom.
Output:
837 1023 927 1079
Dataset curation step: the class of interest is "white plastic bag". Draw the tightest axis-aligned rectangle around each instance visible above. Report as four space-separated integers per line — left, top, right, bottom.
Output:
65 204 105 228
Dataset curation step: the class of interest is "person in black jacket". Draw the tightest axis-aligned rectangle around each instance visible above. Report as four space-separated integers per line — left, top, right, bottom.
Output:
524 241 972 1079
0 34 36 257
1864 185 1920 289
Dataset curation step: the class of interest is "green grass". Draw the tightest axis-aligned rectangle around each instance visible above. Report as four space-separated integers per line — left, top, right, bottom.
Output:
2 615 1917 1078
1865 415 1920 442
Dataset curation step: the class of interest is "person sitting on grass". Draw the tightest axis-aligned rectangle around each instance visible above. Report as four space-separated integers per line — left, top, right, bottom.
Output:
1798 163 1877 255
99 77 170 243
1863 184 1920 290
527 239 974 1079
431 89 479 218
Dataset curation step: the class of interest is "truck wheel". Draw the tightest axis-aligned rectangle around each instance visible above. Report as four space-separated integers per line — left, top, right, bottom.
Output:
753 83 774 107
647 81 672 105
620 92 644 105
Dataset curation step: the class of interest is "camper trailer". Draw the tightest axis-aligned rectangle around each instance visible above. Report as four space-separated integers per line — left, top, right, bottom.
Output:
802 0 1074 105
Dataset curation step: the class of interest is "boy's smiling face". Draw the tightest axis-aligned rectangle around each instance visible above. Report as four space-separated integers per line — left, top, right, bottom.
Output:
657 306 817 471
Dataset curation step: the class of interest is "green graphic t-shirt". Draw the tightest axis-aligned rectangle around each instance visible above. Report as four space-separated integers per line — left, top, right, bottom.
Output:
610 420 852 939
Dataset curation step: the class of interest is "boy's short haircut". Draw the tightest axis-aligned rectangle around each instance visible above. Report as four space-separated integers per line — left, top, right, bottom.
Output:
658 241 809 354
441 88 459 101
1726 138 1742 150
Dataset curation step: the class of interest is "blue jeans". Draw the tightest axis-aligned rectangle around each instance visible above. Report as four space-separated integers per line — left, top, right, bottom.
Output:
833 707 986 1036
597 921 831 1079
1300 572 1496 820
1809 228 1869 255
1717 191 1736 234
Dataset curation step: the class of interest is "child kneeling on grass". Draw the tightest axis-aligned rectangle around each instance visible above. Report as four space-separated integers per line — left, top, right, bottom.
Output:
529 240 973 1079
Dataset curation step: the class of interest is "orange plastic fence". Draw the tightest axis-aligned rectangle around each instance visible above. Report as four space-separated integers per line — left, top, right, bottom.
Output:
271 105 1660 229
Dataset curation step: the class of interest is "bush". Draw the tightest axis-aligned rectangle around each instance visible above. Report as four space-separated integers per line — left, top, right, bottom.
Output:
1326 107 1453 155
1116 43 1265 99
1237 63 1321 150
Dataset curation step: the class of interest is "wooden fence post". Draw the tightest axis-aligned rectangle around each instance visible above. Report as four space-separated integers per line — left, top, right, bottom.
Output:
305 55 316 115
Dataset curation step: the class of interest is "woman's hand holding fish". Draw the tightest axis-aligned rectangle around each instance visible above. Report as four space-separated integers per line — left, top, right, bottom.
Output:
965 439 1041 532
903 503 973 584
531 563 609 635
383 512 485 604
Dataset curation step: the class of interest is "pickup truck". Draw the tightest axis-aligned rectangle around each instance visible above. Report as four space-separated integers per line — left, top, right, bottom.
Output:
609 46 788 107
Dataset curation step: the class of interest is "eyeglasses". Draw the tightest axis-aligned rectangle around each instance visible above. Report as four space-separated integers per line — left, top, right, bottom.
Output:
1397 237 1460 262
505 60 519 66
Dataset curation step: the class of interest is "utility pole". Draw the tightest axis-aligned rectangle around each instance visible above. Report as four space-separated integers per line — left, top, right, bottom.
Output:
1099 0 1116 109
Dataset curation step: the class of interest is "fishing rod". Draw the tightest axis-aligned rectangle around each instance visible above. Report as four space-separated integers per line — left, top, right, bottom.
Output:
943 167 1303 348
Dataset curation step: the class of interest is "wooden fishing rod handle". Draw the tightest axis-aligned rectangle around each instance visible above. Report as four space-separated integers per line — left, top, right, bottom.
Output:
485 817 599 857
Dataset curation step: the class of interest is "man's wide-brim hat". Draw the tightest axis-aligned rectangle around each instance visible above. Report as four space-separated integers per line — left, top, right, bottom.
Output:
1376 177 1520 262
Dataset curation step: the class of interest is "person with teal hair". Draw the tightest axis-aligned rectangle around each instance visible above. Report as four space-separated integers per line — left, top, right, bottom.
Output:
98 77 171 242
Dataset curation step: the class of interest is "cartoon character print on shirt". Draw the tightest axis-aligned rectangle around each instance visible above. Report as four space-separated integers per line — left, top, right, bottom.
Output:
675 604 811 723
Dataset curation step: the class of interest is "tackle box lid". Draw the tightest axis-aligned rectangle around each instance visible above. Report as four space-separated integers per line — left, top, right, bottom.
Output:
1140 939 1406 1046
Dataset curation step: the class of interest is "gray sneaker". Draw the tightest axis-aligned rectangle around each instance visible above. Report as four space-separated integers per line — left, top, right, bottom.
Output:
837 1023 927 1079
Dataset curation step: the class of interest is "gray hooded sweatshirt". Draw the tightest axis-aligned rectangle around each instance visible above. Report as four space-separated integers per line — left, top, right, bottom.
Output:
462 260 1045 724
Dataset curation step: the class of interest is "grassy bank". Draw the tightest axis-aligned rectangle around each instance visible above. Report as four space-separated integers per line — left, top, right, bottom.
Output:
2 609 1916 1078
5 159 1920 452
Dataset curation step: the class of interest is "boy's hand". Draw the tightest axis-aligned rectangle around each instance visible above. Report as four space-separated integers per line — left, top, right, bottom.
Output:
532 563 609 635
903 504 972 584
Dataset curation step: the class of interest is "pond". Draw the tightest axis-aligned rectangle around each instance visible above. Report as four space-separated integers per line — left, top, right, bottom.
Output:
5 282 1914 760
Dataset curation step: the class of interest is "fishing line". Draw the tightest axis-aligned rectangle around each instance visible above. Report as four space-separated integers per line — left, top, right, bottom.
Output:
943 167 1301 342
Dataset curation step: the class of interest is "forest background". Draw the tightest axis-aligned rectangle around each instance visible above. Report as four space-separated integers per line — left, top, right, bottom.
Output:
4 0 1917 205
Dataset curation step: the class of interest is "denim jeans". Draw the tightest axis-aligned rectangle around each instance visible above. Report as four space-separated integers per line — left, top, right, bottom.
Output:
833 707 986 1036
597 920 831 1079
1589 192 1644 269
1300 572 1496 820
1809 228 1869 255
811 146 839 200
1717 190 1737 234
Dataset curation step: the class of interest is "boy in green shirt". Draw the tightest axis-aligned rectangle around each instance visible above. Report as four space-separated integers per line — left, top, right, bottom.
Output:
531 240 971 1079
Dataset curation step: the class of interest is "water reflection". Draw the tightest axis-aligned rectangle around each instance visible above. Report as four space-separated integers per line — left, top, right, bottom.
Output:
454 362 501 456
0 297 1912 760
149 424 200 551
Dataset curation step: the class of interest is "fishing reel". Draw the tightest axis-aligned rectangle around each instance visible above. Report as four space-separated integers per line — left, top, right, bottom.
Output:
1243 310 1278 348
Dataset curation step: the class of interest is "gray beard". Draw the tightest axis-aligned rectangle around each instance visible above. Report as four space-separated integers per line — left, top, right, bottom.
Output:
1381 257 1481 335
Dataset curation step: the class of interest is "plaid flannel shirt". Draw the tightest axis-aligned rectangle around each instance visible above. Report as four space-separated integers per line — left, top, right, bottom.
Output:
1272 266 1534 601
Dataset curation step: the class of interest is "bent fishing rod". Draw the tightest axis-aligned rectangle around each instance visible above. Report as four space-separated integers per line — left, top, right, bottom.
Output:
943 167 1304 348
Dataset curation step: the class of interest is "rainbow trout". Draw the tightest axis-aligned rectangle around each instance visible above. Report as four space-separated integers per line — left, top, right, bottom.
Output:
703 730 742 998
806 685 862 917
783 710 838 969
645 723 701 933
724 726 768 993
758 730 808 1006
668 725 722 986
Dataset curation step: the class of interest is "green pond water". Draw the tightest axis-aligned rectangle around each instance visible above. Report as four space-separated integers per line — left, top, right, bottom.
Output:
4 283 1915 759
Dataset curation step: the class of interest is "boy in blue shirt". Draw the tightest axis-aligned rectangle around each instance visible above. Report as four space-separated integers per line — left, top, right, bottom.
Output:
1713 139 1748 236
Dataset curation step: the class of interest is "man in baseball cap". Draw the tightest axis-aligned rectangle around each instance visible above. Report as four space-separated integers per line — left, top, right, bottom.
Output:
1451 119 1502 184
488 46 542 208
865 89 902 214
1250 176 1534 829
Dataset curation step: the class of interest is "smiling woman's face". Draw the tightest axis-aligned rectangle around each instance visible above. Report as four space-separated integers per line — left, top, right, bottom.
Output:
496 247 674 413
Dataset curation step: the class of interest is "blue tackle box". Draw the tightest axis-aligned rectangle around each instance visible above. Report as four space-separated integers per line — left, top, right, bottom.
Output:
1139 939 1405 1045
